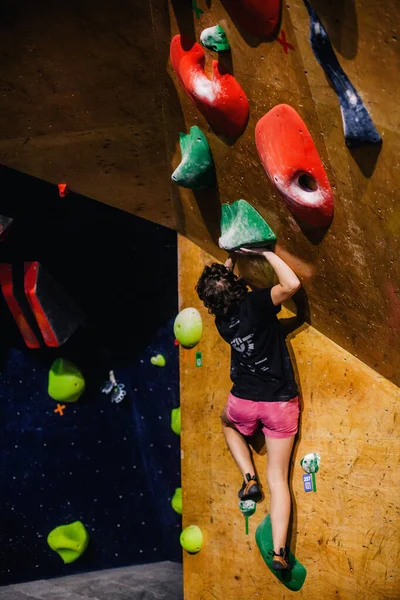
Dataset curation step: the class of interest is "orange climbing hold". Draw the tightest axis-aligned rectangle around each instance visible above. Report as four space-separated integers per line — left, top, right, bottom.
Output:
170 35 249 139
58 183 69 197
255 104 334 227
223 0 281 38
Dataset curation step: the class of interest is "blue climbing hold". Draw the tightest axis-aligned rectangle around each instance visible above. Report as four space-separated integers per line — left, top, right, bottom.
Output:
304 0 381 147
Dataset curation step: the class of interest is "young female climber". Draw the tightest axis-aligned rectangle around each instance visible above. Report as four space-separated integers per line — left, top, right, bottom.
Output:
196 248 301 571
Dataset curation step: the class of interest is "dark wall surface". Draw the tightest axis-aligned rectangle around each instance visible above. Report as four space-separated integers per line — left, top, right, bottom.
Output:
0 167 181 585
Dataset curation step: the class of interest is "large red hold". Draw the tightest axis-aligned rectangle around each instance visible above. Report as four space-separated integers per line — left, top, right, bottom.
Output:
223 0 281 38
24 262 84 347
0 264 41 348
170 35 249 139
255 104 334 227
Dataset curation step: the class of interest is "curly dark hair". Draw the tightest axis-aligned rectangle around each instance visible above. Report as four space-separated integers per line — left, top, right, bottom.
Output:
195 263 248 317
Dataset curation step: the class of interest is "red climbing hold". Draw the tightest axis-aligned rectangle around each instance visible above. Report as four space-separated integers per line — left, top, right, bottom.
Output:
0 264 41 348
58 183 69 197
24 262 84 347
255 104 334 227
170 35 249 139
223 0 281 38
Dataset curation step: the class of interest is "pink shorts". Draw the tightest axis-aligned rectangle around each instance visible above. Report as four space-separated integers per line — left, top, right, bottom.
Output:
226 393 300 439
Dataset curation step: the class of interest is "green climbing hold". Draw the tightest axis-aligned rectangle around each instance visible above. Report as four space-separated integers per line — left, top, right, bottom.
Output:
180 525 203 553
301 452 320 492
200 25 230 52
171 487 182 514
239 499 256 535
171 406 181 435
219 199 277 251
300 452 320 474
173 307 203 348
150 354 166 367
171 126 215 190
48 358 85 403
256 514 307 591
47 521 89 564
239 499 256 518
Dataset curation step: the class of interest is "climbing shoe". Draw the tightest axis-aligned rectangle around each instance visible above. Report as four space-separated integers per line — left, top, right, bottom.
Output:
271 546 293 571
238 473 262 502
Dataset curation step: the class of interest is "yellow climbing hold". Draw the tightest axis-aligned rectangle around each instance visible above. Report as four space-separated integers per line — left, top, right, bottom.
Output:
47 521 89 564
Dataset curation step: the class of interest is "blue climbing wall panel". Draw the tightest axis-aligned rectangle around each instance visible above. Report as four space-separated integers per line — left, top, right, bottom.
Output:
0 168 181 584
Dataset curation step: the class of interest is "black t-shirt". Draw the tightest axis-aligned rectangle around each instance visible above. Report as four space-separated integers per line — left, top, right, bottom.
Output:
215 288 298 402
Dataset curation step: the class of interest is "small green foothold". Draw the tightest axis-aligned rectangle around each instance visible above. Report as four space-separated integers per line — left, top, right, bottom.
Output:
150 354 166 367
171 406 181 435
219 199 277 251
239 499 256 535
300 452 320 474
195 352 202 367
171 126 216 190
200 25 230 52
239 499 256 518
171 487 183 514
180 525 203 553
48 358 85 403
47 521 89 564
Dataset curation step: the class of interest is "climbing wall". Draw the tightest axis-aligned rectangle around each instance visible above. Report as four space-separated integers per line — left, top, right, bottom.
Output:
165 0 400 386
0 0 398 385
0 171 181 585
0 1 398 595
179 235 399 600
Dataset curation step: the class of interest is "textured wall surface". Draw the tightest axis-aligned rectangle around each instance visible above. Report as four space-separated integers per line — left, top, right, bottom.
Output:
0 0 398 384
0 170 181 585
165 0 400 385
178 235 399 600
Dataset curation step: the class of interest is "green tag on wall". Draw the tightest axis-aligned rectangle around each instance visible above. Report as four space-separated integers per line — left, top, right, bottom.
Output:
195 352 202 367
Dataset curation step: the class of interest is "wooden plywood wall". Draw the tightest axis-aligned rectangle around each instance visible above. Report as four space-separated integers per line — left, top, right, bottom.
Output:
1 0 398 385
178 235 399 600
166 0 400 386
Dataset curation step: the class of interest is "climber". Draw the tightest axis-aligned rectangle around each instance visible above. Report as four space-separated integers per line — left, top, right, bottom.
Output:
196 248 301 571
